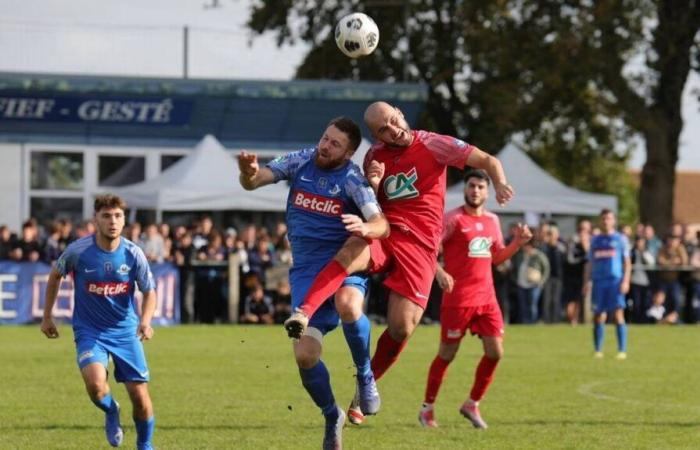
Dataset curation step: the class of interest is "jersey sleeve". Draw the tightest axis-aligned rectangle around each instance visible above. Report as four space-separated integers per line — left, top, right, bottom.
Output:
132 246 156 293
55 245 79 277
345 165 382 220
420 131 475 169
620 234 631 259
266 148 314 182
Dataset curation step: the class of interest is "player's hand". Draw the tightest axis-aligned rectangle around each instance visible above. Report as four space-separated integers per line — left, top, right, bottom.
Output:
237 151 259 178
366 160 385 192
620 279 630 295
137 323 154 341
435 269 455 293
41 318 59 339
515 223 533 246
494 181 514 206
342 214 369 237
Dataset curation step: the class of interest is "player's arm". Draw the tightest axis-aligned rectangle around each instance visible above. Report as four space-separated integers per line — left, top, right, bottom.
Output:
620 237 632 295
492 223 533 266
238 150 276 190
40 267 62 339
435 263 455 293
465 147 513 206
582 260 592 297
342 212 389 239
138 289 156 341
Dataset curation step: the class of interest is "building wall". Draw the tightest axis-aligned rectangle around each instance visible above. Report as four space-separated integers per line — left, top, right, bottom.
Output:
0 142 23 230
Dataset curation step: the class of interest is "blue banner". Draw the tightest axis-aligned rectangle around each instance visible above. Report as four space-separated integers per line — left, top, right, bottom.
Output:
0 94 193 125
0 262 180 325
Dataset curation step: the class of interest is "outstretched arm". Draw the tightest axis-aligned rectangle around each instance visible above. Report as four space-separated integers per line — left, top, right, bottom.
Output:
342 212 390 239
492 223 532 266
238 151 276 190
466 147 513 206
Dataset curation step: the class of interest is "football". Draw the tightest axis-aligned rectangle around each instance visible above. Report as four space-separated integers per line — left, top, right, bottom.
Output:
334 12 380 58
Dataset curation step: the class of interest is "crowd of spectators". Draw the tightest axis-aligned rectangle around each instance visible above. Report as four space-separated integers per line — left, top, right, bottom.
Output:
2 216 699 326
488 220 700 325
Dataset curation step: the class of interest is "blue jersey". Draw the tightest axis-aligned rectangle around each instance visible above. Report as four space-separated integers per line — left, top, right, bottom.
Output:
267 148 380 266
589 232 630 281
56 235 155 338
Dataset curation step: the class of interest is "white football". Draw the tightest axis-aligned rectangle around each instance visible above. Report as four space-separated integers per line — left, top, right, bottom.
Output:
335 12 380 58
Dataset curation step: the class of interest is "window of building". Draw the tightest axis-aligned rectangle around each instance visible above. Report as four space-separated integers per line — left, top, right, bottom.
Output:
30 152 83 190
99 155 146 186
161 154 184 171
30 197 84 228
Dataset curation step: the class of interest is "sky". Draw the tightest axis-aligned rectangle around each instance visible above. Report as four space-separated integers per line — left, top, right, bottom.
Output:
1 0 699 170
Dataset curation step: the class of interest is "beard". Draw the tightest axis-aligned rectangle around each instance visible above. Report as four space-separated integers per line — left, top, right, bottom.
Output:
464 195 485 208
314 152 347 170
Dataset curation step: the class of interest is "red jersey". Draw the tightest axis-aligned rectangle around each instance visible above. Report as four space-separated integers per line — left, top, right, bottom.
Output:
441 206 505 308
364 130 473 251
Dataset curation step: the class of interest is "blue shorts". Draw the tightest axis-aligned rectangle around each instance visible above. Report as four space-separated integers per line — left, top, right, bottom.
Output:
592 278 625 314
75 333 150 383
289 265 368 335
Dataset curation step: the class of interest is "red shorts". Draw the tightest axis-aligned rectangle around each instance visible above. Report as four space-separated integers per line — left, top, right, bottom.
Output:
439 303 505 343
367 228 438 309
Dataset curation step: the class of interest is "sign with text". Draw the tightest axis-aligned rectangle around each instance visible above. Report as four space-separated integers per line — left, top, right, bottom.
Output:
0 95 193 125
0 262 180 325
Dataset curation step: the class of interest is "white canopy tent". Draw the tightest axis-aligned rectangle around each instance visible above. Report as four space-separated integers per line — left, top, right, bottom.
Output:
114 135 290 221
445 144 617 229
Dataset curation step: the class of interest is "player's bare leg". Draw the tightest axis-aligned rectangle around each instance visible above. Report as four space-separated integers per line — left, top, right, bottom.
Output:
81 363 123 447
285 237 372 339
420 341 460 428
124 382 154 450
460 336 503 429
349 292 423 425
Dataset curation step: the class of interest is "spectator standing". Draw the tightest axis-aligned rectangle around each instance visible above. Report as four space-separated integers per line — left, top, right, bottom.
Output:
630 236 655 323
18 220 42 262
515 241 550 323
652 234 689 324
42 221 63 263
563 220 591 325
142 224 166 263
541 225 566 323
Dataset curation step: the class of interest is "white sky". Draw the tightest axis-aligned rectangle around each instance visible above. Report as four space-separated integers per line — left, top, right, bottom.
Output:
1 0 698 170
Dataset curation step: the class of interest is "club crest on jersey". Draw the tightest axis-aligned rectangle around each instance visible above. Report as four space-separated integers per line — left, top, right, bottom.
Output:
468 237 492 258
383 167 418 200
117 264 130 275
291 190 343 217
318 178 328 189
104 261 113 273
328 184 341 196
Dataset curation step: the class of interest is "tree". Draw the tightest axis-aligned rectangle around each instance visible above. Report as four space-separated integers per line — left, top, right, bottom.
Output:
248 0 700 233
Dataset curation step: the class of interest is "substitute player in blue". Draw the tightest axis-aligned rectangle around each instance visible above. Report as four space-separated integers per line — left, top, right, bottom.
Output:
41 194 157 450
583 208 631 360
238 116 389 450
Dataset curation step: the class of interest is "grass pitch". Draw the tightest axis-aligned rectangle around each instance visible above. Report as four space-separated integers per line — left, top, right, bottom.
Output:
1 324 700 449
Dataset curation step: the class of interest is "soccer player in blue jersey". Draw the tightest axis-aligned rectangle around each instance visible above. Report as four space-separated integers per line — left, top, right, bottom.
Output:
583 208 631 359
238 116 389 450
41 194 157 450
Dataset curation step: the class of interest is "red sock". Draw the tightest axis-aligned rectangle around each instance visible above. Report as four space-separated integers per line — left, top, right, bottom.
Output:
469 355 500 402
370 329 408 381
299 260 348 317
424 356 450 404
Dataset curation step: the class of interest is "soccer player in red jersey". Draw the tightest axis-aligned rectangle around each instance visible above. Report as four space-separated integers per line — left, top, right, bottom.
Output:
418 169 532 429
284 101 515 424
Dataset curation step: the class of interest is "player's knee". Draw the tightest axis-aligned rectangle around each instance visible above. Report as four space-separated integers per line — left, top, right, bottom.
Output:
335 292 363 322
294 346 320 369
85 380 109 399
485 347 503 360
388 324 411 342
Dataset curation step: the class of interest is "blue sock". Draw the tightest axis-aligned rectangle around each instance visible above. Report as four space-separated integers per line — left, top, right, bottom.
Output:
342 315 372 380
92 393 118 414
134 416 155 447
616 323 627 352
299 361 337 417
593 323 604 352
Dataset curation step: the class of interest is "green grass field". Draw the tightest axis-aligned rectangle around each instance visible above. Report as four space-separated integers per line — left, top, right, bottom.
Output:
2 324 700 449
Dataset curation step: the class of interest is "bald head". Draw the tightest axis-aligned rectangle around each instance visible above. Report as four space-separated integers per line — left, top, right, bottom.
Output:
364 101 413 147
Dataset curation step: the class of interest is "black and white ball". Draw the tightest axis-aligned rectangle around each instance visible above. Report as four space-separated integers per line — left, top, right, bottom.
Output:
335 12 380 58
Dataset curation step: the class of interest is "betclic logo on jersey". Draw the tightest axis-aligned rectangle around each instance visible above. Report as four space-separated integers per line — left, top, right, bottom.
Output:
291 190 343 216
86 281 129 296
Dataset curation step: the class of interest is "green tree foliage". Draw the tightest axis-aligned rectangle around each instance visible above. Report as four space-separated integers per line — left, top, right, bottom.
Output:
248 0 700 232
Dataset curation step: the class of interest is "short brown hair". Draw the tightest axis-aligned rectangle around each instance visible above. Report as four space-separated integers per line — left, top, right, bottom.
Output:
94 194 127 214
328 116 362 153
